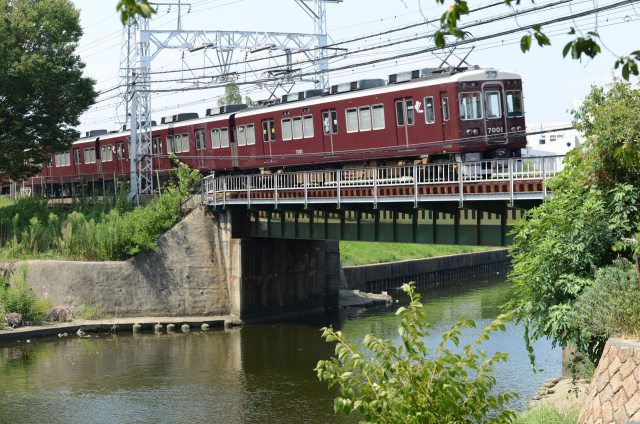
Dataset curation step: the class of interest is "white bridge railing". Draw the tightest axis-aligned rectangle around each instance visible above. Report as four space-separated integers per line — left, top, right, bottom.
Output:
202 155 564 207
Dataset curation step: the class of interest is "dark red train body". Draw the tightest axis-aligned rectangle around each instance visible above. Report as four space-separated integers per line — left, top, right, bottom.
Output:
23 67 527 194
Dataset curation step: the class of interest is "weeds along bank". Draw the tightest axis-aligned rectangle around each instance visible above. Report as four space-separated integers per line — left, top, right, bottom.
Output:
0 164 201 261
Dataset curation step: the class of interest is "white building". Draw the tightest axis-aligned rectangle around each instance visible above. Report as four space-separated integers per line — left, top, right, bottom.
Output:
523 122 583 157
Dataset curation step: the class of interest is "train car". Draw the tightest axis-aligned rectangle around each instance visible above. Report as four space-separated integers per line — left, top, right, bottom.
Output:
19 66 526 196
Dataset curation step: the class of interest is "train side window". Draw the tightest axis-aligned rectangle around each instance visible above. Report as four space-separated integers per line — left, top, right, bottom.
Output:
346 108 358 133
211 129 221 149
442 97 450 121
116 143 124 159
181 134 190 152
195 129 205 150
358 106 372 131
246 124 256 145
281 118 292 140
485 91 501 119
152 136 163 155
395 100 404 126
406 99 415 125
292 117 303 139
372 104 385 130
459 92 482 120
303 115 314 138
424 97 435 124
237 125 247 146
506 90 524 117
101 146 113 162
331 111 338 133
84 147 96 164
220 128 230 148
74 148 81 164
167 135 175 154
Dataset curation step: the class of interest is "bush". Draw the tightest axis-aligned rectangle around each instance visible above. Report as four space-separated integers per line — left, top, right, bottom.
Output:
76 302 105 320
514 406 579 424
0 264 51 323
315 283 517 423
571 259 640 342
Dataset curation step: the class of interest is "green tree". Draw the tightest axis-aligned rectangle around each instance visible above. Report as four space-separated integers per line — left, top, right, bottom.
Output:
509 81 640 362
0 0 96 180
316 283 517 423
217 83 253 107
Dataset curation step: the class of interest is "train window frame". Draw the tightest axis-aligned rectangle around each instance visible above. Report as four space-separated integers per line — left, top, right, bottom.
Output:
459 92 483 120
484 91 502 119
74 148 81 165
424 97 436 124
281 118 293 141
211 128 221 149
84 147 96 164
116 143 125 159
372 104 385 130
195 129 206 150
181 134 190 152
167 135 176 154
152 136 163 155
237 125 247 146
246 123 256 146
346 108 358 133
331 110 338 134
406 99 415 125
505 90 524 117
220 127 230 148
322 112 331 135
442 97 450 121
292 116 303 140
358 106 372 132
303 115 314 138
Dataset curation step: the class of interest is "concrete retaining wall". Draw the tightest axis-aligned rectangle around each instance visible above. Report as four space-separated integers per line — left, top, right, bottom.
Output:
342 249 509 292
579 337 640 424
14 206 232 317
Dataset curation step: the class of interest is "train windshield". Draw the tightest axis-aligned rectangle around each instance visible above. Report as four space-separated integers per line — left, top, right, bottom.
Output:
506 90 524 117
485 91 502 119
459 92 482 120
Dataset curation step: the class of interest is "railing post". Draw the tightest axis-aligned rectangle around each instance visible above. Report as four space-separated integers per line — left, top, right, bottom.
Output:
304 171 308 208
509 157 514 206
413 163 418 207
336 170 341 208
274 173 279 208
542 156 547 198
458 159 464 207
246 175 251 208
222 178 227 207
373 167 378 206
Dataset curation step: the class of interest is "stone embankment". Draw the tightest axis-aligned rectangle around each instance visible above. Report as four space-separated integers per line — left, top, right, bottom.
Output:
529 376 589 412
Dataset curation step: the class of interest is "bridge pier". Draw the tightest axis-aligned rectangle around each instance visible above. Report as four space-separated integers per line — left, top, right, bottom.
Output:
214 210 340 322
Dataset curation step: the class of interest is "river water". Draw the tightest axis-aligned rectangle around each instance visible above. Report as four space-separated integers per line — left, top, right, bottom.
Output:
0 277 560 423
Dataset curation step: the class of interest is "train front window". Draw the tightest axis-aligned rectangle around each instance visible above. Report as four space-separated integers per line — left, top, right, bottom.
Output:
459 92 482 120
506 90 524 117
485 91 501 119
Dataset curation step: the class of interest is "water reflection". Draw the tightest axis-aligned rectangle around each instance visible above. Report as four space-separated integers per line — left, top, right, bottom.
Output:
0 277 559 423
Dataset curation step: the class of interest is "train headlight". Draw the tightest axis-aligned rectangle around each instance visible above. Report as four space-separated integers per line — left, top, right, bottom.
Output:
472 128 479 135
517 125 522 131
510 126 516 132
466 129 473 135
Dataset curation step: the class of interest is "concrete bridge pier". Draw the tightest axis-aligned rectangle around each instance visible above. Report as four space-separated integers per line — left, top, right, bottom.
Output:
214 209 341 322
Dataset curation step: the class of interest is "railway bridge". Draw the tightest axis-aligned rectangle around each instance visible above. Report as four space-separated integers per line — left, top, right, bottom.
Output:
198 155 563 321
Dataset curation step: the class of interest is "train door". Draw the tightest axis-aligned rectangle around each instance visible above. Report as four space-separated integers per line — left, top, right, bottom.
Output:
261 118 276 163
321 109 337 153
482 82 507 143
229 113 239 167
439 91 451 140
394 97 415 146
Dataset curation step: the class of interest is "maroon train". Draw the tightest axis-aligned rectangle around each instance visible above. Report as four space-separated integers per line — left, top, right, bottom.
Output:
22 66 526 195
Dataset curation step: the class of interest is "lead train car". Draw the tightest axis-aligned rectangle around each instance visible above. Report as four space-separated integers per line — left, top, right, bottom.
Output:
34 67 526 192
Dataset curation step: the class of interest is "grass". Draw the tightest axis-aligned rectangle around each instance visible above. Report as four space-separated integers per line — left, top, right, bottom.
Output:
513 406 580 424
339 241 494 266
76 302 105 320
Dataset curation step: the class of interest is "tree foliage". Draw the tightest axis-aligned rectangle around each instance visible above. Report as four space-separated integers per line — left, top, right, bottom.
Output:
218 83 253 107
0 0 96 180
316 283 517 424
509 81 640 362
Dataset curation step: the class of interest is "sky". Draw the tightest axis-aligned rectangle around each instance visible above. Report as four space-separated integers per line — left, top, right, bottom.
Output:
71 0 640 133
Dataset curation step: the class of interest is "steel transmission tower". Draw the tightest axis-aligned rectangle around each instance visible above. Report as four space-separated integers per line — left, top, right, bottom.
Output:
121 1 340 201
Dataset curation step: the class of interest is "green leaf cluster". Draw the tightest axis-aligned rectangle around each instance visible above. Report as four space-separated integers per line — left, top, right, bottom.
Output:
0 264 51 323
316 282 517 423
509 81 640 363
0 0 96 180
